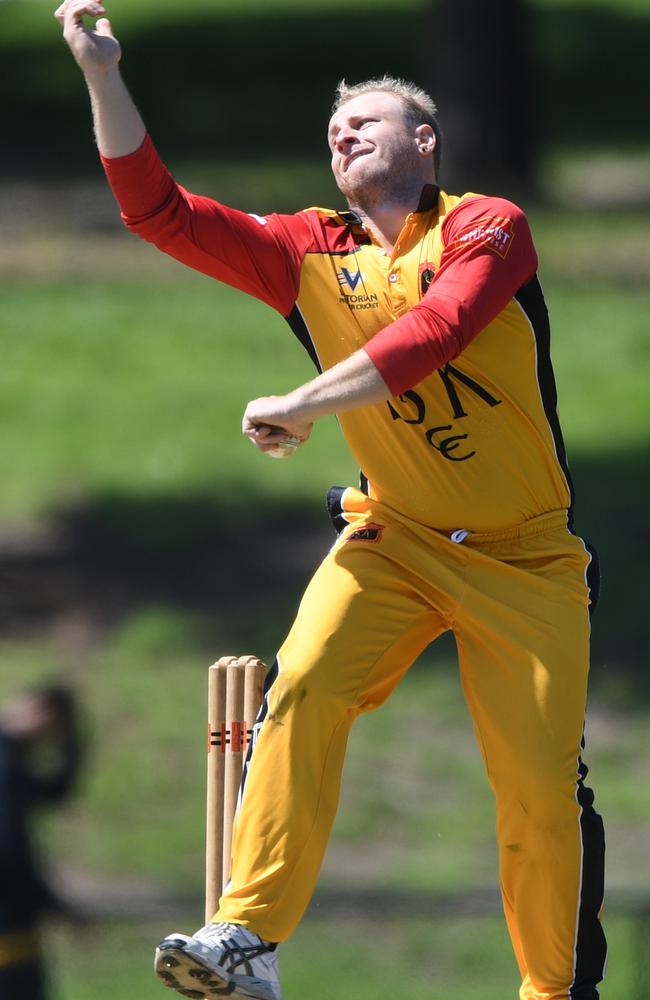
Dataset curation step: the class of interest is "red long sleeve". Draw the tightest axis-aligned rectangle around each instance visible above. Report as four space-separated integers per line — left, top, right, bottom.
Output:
364 196 538 395
100 135 312 315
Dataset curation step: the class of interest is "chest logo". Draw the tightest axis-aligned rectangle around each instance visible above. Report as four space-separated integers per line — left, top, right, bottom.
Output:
337 267 365 291
337 265 379 311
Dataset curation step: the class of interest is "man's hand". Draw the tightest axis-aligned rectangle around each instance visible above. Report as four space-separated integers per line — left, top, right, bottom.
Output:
54 0 145 157
242 351 390 458
55 0 121 76
243 396 312 457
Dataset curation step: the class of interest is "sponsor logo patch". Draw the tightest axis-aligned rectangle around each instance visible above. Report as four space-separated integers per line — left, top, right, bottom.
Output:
451 216 515 259
336 263 379 310
337 265 380 310
346 522 385 544
337 267 365 291
338 292 380 311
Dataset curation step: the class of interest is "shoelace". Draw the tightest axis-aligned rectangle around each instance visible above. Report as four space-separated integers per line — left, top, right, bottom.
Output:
198 921 276 955
198 922 240 946
195 923 273 977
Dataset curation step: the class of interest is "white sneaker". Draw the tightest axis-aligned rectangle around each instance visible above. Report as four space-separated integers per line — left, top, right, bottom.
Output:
154 921 282 1000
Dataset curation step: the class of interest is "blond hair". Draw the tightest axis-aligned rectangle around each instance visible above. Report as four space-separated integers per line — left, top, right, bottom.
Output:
332 76 442 176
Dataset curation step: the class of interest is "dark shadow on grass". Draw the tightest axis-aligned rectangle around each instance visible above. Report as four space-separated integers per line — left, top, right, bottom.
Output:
569 447 650 700
0 442 647 700
0 490 333 660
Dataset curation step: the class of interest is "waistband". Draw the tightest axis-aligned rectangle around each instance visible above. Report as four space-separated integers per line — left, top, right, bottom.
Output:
455 509 569 545
333 486 571 545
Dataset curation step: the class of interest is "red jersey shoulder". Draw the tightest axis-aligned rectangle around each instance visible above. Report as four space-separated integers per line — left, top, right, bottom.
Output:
442 195 528 261
294 207 367 256
261 210 316 258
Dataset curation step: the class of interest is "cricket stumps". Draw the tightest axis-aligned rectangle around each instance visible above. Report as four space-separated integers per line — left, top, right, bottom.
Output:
205 655 267 922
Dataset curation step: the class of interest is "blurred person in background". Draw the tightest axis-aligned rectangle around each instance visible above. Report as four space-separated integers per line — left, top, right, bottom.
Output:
0 685 84 1000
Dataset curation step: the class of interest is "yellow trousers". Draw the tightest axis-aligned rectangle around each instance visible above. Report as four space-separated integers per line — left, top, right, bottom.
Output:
217 491 606 999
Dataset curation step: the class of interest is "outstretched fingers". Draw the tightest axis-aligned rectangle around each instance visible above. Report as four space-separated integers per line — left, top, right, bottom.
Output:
54 0 105 26
56 0 120 71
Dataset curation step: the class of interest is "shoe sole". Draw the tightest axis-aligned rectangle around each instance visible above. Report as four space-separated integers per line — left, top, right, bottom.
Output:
154 944 276 1000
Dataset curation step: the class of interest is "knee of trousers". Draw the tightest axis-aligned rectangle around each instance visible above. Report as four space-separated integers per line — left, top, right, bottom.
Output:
494 772 584 843
267 658 357 728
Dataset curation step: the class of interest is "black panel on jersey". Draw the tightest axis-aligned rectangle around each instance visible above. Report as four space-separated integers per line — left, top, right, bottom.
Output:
515 278 576 525
286 305 323 373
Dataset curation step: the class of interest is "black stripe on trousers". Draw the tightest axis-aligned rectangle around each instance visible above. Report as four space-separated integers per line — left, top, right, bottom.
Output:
570 541 607 997
571 756 607 998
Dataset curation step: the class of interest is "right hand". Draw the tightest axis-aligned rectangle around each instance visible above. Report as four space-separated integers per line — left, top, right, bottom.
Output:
54 0 121 75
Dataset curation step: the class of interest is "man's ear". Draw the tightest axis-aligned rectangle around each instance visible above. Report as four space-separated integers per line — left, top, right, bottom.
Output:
415 123 436 155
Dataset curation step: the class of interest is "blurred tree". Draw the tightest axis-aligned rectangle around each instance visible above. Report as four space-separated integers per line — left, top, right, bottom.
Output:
421 0 537 198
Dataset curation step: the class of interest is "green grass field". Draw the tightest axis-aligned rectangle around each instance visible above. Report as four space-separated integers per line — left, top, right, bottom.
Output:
47 911 644 1000
0 277 356 519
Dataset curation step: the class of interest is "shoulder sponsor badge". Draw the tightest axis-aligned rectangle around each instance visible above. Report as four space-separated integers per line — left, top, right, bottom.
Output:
451 216 515 259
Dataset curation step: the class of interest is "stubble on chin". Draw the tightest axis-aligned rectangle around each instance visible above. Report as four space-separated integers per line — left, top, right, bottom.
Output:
335 147 423 213
337 163 394 211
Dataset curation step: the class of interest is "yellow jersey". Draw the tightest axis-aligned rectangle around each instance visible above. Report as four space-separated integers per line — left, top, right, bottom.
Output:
103 136 573 533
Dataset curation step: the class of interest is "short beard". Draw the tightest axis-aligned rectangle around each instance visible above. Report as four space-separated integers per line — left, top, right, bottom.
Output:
336 143 424 215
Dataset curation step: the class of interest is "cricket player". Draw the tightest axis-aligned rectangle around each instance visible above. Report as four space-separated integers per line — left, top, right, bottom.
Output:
57 3 607 998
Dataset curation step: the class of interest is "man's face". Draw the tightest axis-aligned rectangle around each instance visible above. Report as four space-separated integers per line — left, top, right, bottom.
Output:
328 92 421 201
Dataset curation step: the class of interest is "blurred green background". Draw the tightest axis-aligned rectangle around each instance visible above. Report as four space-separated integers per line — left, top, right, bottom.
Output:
1 0 649 997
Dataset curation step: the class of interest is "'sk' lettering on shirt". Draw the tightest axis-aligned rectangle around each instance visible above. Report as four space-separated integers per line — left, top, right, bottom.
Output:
102 136 574 533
